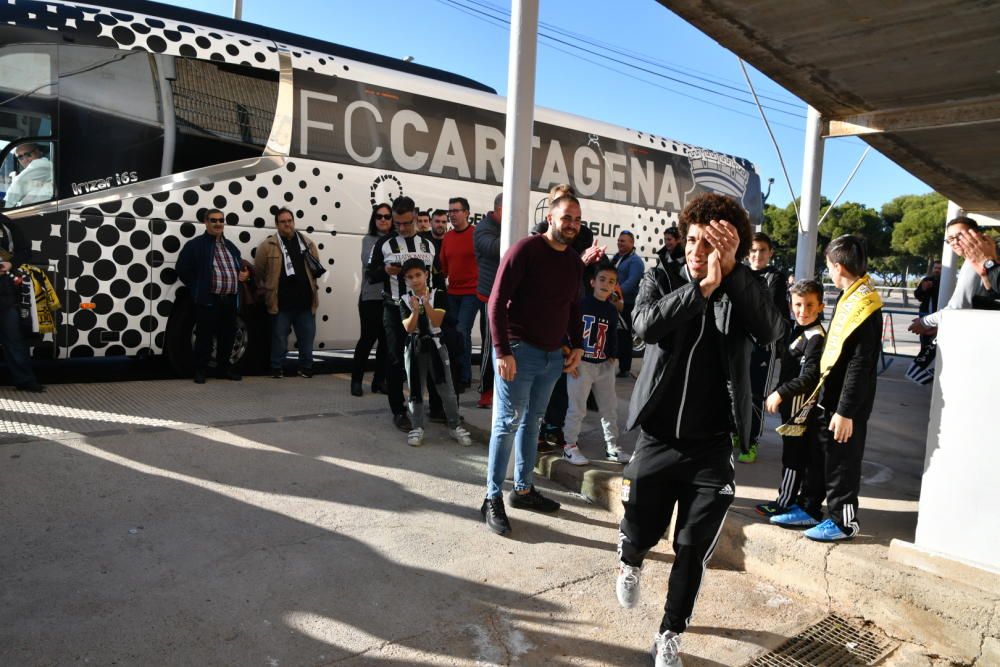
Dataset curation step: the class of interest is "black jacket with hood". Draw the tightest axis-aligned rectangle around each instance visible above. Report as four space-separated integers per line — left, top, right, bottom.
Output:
627 247 786 448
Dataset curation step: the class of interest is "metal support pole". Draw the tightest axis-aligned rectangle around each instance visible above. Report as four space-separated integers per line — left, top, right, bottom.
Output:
499 0 538 478
232 0 243 20
499 0 539 257
937 200 963 306
795 105 825 280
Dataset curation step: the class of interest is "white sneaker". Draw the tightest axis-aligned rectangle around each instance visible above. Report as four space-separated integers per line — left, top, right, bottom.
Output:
450 425 472 447
652 630 683 667
616 560 642 608
605 447 631 464
562 444 590 466
407 427 424 447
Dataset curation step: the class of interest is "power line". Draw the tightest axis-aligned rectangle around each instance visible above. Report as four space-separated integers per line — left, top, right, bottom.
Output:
460 0 803 109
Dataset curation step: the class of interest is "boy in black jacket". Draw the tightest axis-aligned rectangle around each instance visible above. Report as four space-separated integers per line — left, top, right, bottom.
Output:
614 194 785 666
741 232 791 464
771 235 882 541
756 280 825 517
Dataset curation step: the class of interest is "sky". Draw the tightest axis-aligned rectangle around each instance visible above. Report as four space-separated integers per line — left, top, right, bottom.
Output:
160 0 934 213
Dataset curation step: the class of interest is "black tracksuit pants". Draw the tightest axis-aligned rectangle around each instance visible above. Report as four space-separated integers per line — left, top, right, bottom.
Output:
773 405 816 509
799 407 867 534
618 431 734 634
749 342 777 446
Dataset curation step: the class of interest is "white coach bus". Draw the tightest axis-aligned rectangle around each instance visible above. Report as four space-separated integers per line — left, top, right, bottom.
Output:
0 0 763 373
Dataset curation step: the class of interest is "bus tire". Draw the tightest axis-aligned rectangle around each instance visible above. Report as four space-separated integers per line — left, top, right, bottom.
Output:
165 297 267 376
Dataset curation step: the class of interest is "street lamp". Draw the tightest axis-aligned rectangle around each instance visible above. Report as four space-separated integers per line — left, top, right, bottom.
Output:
402 56 415 63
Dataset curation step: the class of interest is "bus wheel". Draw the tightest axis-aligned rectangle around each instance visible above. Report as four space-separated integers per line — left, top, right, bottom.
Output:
165 298 265 376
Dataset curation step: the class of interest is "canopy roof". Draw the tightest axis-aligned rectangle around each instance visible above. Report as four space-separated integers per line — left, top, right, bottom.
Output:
660 0 1000 215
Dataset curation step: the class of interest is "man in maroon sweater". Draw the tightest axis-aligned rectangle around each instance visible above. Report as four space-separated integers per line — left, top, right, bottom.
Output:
481 194 585 535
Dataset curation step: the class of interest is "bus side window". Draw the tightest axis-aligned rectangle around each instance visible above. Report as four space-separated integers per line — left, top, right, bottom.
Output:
57 45 163 199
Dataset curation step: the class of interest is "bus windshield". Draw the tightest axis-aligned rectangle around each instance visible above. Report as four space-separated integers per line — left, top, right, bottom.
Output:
0 43 56 209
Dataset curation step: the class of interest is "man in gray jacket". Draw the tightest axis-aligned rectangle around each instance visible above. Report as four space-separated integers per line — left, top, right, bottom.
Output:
473 192 502 409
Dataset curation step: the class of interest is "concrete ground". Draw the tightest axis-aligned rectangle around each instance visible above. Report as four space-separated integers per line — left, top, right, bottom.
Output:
0 346 968 666
1 374 833 666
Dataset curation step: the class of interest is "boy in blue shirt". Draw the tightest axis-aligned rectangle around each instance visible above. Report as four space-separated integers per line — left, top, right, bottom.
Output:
562 264 629 465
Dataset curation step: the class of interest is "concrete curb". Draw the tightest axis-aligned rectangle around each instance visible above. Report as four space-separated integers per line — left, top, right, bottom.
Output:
530 450 999 665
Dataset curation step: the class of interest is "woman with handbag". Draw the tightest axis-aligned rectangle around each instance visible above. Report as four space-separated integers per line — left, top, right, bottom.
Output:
253 207 324 378
351 203 392 396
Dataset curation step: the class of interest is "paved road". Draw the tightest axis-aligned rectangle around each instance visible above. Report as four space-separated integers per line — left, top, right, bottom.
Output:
0 374 841 666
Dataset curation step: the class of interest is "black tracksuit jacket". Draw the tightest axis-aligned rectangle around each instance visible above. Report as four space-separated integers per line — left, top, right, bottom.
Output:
627 253 786 448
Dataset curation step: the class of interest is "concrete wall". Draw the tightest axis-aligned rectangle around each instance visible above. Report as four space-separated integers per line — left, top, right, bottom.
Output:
915 309 1000 572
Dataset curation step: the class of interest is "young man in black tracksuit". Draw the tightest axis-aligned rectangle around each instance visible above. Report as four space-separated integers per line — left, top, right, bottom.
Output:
614 194 785 666
742 232 790 464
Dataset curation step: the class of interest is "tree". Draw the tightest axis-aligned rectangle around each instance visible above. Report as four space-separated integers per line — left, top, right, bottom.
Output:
887 193 948 265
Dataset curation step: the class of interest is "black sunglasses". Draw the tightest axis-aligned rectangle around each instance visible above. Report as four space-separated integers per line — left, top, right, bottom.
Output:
207 217 225 223
375 213 392 220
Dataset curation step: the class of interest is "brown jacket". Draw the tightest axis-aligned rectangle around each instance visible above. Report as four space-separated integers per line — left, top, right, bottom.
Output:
254 233 321 315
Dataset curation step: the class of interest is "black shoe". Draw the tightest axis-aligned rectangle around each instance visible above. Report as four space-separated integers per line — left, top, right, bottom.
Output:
615 370 631 379
224 370 242 381
193 372 206 385
428 411 447 424
15 382 46 393
508 486 561 513
297 368 313 378
371 379 386 394
272 369 284 379
481 496 512 535
542 426 566 447
350 380 363 397
393 413 412 432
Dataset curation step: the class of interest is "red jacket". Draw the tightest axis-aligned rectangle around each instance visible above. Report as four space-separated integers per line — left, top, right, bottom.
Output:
439 225 479 296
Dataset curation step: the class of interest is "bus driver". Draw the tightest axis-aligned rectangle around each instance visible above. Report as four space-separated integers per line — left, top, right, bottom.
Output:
4 143 53 208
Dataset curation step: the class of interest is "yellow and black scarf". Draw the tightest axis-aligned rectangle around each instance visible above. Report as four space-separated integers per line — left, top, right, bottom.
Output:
777 275 882 436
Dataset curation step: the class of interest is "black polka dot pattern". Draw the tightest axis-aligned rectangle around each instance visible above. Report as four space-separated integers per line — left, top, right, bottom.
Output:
59 157 343 358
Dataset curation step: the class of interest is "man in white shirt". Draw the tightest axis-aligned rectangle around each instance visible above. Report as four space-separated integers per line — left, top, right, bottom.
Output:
4 143 53 208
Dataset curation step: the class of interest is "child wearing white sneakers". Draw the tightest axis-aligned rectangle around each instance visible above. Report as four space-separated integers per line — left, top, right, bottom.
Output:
562 263 629 465
399 258 471 447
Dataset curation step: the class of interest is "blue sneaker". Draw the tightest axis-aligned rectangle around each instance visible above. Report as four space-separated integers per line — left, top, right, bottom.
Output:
770 505 820 528
804 518 855 542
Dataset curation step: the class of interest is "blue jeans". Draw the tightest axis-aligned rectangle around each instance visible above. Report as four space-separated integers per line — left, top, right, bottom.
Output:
448 294 482 385
0 306 37 387
485 340 565 499
271 309 315 370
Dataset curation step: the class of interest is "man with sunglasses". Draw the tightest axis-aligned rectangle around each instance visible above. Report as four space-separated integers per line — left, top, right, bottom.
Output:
176 208 249 384
367 196 442 432
4 143 53 209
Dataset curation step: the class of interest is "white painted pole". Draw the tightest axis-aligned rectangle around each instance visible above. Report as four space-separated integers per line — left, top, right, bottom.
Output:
499 0 539 258
499 0 539 481
232 0 243 20
937 200 963 306
795 105 825 280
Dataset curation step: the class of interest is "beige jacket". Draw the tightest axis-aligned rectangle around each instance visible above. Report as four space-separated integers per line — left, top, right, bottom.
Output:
254 233 321 315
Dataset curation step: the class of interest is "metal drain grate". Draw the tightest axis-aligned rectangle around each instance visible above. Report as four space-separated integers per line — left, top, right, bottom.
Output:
747 614 897 666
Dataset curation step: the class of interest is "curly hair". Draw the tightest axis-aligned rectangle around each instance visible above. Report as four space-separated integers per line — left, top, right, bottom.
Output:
678 193 753 261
